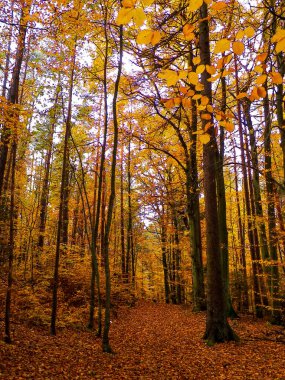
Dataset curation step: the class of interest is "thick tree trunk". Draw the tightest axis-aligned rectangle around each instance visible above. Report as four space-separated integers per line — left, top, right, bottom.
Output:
199 3 237 344
218 75 237 318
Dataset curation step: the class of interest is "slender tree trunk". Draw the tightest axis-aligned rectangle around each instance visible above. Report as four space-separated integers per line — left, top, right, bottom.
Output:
234 55 266 318
88 28 110 330
50 41 77 336
4 139 17 343
120 146 126 279
126 137 135 283
38 84 59 250
0 2 31 197
264 81 281 324
186 50 206 311
102 22 123 353
161 215 170 303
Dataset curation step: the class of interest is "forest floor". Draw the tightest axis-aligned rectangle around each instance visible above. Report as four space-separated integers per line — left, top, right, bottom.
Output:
1 301 285 379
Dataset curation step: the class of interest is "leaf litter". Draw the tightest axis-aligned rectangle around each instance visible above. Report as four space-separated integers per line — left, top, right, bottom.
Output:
0 302 285 379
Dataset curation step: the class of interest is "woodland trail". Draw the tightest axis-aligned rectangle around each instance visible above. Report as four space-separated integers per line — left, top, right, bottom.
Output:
1 301 285 379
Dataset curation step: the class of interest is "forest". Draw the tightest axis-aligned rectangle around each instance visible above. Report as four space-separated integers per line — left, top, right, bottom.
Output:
0 0 285 378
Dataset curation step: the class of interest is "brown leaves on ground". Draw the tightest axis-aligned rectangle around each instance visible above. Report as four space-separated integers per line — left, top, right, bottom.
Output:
1 302 285 379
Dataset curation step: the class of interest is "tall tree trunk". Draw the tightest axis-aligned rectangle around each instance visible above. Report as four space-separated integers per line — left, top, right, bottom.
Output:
161 214 170 303
3 0 31 343
38 84 60 250
102 22 123 353
88 27 110 330
0 2 31 197
234 55 265 318
264 81 281 324
127 137 135 283
217 75 237 318
199 2 237 343
4 138 17 343
50 41 77 336
120 145 126 279
186 50 206 311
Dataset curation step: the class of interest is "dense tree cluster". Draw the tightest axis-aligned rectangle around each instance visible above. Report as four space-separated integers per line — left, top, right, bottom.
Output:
0 0 284 350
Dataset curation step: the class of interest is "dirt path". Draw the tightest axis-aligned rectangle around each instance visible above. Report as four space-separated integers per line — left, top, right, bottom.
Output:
1 302 285 379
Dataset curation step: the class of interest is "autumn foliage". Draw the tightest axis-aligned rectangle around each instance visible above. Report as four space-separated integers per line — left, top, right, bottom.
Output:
0 0 285 374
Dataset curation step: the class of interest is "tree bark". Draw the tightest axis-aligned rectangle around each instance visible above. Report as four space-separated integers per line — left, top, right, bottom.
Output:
199 2 237 344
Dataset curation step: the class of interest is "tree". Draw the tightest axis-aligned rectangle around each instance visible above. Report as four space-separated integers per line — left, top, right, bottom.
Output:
199 2 237 343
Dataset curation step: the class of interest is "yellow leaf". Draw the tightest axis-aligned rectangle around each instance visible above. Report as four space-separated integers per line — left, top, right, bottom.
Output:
182 98 191 108
216 57 225 69
158 70 181 86
207 104 213 112
256 52 267 62
188 72 199 85
179 86 188 94
224 121 234 132
212 1 227 11
122 0 136 7
255 74 267 85
197 104 206 111
206 65 216 74
236 92 247 99
207 73 221 82
195 83 204 91
221 70 231 77
204 122 212 131
179 70 188 80
269 71 283 85
193 57 201 65
187 89 195 96
174 97 181 105
214 38 230 53
236 30 245 40
244 26 255 38
253 65 263 73
250 87 259 101
256 86 266 98
142 0 154 5
133 8 146 27
164 99 175 108
201 113 211 120
183 24 195 40
225 53 233 64
276 38 285 53
196 65 205 74
199 134 211 144
201 95 209 106
137 29 152 44
116 7 134 25
188 0 203 12
271 29 285 43
192 94 202 100
232 41 244 55
151 31 161 45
